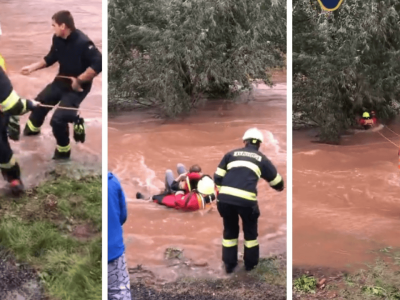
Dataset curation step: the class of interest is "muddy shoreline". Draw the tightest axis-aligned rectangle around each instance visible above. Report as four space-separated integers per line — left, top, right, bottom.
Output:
128 254 287 300
0 248 43 300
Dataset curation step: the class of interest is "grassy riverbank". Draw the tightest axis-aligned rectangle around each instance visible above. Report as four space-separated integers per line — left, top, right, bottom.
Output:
0 174 102 300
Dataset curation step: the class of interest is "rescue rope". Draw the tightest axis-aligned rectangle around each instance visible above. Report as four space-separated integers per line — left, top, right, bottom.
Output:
376 131 399 148
385 126 400 137
38 103 102 114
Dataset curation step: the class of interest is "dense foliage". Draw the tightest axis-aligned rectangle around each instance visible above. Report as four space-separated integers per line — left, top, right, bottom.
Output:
293 0 400 142
109 0 286 116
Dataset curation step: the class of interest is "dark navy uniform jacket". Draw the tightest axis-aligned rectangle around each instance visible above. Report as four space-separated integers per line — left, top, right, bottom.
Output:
214 144 284 207
44 29 102 90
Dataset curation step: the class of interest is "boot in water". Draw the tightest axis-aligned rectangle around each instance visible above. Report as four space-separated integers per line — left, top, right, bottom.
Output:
10 179 24 196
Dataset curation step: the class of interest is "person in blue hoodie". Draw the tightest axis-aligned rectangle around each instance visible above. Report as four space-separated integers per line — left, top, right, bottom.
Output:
108 172 132 300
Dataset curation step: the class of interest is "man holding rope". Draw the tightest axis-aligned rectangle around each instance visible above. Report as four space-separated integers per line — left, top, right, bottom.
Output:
20 10 102 160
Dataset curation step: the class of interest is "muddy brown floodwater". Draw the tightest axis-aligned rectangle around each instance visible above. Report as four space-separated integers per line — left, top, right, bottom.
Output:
0 0 102 194
108 73 287 282
293 120 400 272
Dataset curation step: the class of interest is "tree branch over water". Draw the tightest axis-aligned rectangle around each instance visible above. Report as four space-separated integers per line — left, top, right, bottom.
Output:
108 0 286 117
293 0 400 143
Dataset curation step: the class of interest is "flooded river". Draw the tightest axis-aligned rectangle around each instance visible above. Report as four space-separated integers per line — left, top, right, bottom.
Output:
0 0 102 193
108 73 287 281
293 121 400 271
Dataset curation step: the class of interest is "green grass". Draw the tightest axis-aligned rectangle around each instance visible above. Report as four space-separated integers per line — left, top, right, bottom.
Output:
250 256 287 286
0 175 102 300
293 247 400 299
338 248 400 299
293 274 317 294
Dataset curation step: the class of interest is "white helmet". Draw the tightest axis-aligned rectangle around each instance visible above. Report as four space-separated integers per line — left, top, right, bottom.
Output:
197 176 215 195
242 128 264 143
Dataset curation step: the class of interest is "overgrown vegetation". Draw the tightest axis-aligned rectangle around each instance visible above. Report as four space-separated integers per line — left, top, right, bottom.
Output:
293 0 400 143
293 247 400 299
109 0 286 116
0 175 102 300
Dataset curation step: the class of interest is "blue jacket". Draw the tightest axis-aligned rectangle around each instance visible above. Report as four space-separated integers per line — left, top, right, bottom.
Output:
108 172 128 263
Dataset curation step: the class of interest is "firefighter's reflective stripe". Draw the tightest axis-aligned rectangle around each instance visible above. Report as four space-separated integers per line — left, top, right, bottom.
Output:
196 194 205 210
21 99 27 114
26 119 40 132
0 155 16 169
244 239 259 248
215 167 226 177
269 174 282 187
227 160 261 178
57 144 71 153
186 176 191 191
222 239 238 247
219 186 257 201
1 90 19 112
0 54 6 71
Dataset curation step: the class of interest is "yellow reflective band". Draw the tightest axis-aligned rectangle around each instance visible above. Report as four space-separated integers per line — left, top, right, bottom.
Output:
269 174 282 187
219 186 257 201
244 239 259 248
197 194 205 210
21 99 27 114
216 185 221 191
215 167 226 177
227 160 261 178
0 155 16 169
0 54 6 71
1 90 19 112
57 144 71 153
27 119 40 132
222 239 238 247
186 177 191 191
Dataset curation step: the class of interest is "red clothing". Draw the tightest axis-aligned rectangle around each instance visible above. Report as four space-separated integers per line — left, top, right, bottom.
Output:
359 118 376 126
182 172 202 193
154 187 219 211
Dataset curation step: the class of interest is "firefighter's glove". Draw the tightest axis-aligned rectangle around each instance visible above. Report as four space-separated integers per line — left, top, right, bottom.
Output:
73 116 85 143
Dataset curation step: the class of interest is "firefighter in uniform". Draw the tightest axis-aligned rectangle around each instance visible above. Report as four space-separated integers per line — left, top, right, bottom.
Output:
359 111 376 130
20 10 102 159
0 25 20 141
0 63 39 195
214 128 284 273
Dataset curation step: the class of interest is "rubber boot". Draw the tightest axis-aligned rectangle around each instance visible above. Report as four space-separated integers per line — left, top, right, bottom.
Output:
52 148 71 160
23 123 41 136
225 263 238 274
1 164 24 196
10 179 24 196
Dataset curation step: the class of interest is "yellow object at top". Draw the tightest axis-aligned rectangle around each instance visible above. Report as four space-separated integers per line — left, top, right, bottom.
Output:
362 112 370 118
0 54 6 71
197 176 216 195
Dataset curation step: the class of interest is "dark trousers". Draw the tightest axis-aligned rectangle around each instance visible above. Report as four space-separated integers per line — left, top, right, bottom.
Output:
27 81 89 147
0 115 20 181
0 115 13 165
217 201 260 271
